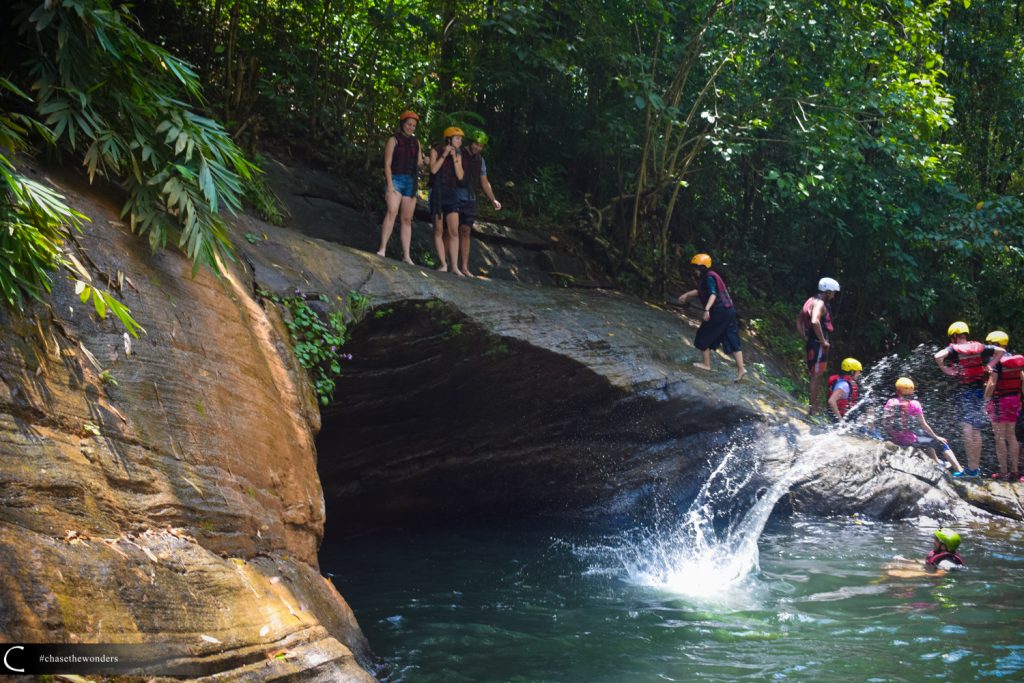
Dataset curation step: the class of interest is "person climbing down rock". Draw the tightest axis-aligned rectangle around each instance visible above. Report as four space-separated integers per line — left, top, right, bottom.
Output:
677 253 746 382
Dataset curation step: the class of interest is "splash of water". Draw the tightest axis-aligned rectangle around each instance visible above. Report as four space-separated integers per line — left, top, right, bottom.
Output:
576 430 861 600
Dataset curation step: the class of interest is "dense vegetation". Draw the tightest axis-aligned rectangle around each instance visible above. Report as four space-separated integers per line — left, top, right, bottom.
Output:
2 0 1022 364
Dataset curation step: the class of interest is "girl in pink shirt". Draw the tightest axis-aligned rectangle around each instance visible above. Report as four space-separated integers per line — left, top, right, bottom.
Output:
883 377 964 474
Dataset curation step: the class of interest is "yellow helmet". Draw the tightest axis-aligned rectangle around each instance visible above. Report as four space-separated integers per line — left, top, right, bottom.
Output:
841 358 862 372
947 321 969 337
443 126 465 138
895 377 915 394
986 330 1009 347
690 253 712 268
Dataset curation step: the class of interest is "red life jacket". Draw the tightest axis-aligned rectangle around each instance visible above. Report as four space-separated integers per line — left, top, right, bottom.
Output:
827 374 859 416
797 296 833 340
995 354 1024 397
925 550 965 567
948 341 987 385
390 134 419 177
698 270 734 309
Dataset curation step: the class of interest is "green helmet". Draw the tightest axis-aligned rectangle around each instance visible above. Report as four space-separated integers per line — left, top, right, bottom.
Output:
457 123 489 147
934 528 961 552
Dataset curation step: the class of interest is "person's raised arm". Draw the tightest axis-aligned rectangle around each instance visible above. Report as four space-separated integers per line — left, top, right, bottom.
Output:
453 150 464 180
934 347 957 376
988 346 1006 372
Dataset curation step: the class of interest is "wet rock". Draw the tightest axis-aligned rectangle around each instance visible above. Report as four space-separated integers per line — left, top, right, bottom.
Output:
782 435 1008 523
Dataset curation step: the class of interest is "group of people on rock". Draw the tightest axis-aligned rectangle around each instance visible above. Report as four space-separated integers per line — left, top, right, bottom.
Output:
675 256 973 576
376 110 501 278
674 255 1024 482
819 318 1024 482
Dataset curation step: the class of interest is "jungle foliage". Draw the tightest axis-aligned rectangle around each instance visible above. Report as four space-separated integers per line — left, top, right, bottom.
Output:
3 0 1023 360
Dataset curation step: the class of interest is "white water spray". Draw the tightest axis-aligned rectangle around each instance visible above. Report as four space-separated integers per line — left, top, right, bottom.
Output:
578 429 863 599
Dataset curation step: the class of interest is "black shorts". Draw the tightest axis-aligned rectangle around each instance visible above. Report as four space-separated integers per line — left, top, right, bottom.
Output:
806 336 829 374
430 188 462 217
458 197 477 227
694 305 741 354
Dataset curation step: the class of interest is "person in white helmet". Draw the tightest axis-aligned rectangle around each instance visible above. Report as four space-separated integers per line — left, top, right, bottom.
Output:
797 277 840 416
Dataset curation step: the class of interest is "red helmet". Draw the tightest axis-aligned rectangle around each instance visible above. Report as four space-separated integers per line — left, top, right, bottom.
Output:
399 111 420 122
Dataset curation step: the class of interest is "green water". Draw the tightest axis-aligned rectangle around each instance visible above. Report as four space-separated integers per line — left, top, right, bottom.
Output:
324 518 1024 682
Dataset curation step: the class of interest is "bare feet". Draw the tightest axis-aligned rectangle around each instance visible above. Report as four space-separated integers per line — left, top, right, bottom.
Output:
734 369 746 382
452 268 466 277
437 264 449 273
463 270 476 279
692 362 712 371
402 257 414 265
375 249 386 257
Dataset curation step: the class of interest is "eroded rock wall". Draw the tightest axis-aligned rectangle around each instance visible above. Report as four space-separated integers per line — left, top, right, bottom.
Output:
0 172 374 680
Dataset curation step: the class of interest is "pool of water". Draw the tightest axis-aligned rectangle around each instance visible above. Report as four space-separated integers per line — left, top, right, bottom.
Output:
323 517 1024 682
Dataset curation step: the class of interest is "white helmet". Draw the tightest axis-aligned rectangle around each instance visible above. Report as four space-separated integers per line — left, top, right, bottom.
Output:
818 277 840 292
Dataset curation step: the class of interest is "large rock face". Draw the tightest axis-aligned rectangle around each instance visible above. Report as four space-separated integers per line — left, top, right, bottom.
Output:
3 161 1019 680
0 170 374 680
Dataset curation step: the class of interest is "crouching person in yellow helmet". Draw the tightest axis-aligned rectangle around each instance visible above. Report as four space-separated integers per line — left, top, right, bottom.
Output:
983 331 1024 482
934 321 1004 477
827 358 862 422
883 377 964 474
677 253 746 382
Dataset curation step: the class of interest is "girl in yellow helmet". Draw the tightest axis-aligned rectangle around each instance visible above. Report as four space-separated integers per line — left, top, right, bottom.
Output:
882 377 963 474
428 127 466 275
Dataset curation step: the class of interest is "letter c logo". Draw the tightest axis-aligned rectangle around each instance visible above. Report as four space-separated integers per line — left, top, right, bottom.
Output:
3 645 25 673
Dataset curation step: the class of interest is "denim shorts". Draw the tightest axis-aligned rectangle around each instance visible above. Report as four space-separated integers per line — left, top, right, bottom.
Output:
389 174 416 198
956 386 988 428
